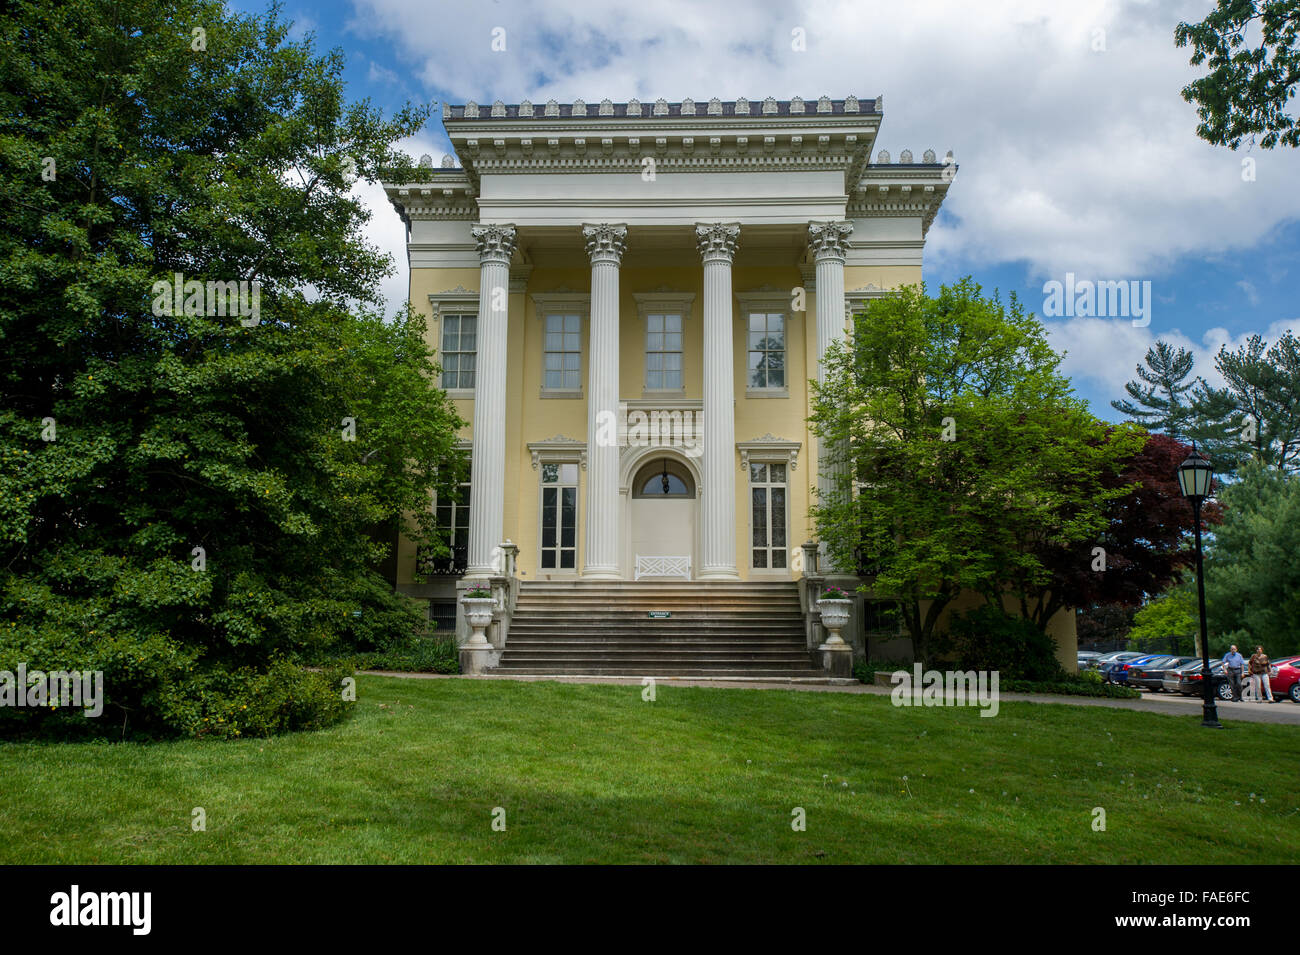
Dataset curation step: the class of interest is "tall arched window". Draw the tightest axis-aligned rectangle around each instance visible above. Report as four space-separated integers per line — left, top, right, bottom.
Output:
632 458 696 498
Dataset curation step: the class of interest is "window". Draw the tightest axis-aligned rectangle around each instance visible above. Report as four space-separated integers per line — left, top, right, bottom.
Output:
645 313 684 391
749 461 788 570
418 472 470 575
632 458 695 498
543 313 582 392
747 312 785 390
440 313 477 390
540 462 579 570
428 601 457 632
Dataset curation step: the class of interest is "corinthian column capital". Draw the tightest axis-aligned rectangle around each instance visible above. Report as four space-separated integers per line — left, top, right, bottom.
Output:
471 223 518 265
808 220 854 262
695 222 740 263
582 223 628 265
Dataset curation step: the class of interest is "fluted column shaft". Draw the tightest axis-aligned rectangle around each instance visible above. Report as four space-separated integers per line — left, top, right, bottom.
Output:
809 220 854 572
696 223 741 580
466 224 517 576
582 223 627 578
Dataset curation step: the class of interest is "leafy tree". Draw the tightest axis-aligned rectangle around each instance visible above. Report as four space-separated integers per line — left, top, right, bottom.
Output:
1204 463 1300 656
1111 341 1198 437
1191 331 1300 474
1127 583 1199 655
811 279 1139 660
1014 432 1210 632
0 0 464 737
1175 0 1300 149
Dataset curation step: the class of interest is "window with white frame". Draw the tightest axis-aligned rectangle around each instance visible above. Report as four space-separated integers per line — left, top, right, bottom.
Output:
634 291 693 396
440 313 477 390
539 462 579 571
419 469 471 575
645 313 684 391
746 312 786 390
749 461 789 570
543 313 582 391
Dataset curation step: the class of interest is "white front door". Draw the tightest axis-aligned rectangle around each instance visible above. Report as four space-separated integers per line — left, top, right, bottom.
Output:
630 497 695 578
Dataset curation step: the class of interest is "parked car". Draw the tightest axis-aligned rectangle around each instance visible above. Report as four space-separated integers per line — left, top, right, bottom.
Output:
1126 656 1198 692
1162 659 1232 700
1100 652 1155 684
1239 655 1299 702
1092 650 1137 669
1272 657 1300 703
1077 651 1103 669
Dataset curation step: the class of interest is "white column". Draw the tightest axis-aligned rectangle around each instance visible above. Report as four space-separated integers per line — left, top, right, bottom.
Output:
808 220 854 572
465 223 517 577
582 223 627 579
696 222 741 580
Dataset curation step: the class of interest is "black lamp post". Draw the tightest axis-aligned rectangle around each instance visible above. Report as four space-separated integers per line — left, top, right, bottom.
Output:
1176 443 1220 729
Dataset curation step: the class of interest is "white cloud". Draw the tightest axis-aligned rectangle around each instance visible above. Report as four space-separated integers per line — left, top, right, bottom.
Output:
1046 315 1299 408
343 0 1300 352
347 0 1300 280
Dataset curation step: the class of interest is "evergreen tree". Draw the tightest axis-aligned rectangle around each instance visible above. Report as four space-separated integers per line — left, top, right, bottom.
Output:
1111 341 1197 437
0 0 463 738
1191 331 1300 474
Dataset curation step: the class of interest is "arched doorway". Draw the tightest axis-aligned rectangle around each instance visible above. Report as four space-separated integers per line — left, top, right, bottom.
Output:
628 456 697 579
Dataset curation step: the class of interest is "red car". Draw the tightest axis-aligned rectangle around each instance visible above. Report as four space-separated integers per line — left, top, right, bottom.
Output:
1267 656 1300 703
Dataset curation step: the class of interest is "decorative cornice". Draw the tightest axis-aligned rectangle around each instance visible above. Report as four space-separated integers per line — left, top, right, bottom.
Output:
735 285 793 314
737 434 801 472
527 435 588 470
696 222 740 263
443 97 878 122
808 221 854 262
632 289 695 321
471 224 518 265
582 223 628 265
384 175 478 222
849 164 954 237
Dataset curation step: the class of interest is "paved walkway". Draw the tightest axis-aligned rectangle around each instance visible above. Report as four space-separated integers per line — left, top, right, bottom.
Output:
360 671 1300 726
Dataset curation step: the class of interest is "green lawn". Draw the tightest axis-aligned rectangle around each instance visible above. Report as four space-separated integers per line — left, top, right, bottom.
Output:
2 675 1297 864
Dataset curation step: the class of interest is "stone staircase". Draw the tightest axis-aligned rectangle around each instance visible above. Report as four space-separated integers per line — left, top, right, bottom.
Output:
494 580 825 680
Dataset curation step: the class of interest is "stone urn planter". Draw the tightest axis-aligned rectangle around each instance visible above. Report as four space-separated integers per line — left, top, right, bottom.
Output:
460 589 496 648
817 587 852 647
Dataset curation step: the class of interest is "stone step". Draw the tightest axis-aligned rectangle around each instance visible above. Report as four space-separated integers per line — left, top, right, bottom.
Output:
492 666 823 677
504 634 800 641
507 618 804 628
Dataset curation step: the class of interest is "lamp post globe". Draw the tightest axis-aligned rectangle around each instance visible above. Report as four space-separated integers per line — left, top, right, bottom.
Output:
1177 443 1220 729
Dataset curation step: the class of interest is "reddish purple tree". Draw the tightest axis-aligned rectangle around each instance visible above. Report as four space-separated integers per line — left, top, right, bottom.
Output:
1011 432 1221 630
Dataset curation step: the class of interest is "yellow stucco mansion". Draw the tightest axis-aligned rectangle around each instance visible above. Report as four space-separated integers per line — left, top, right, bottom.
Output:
380 94 1014 677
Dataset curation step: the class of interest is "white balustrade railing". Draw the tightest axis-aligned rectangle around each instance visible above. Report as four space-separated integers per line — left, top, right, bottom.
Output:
634 555 692 580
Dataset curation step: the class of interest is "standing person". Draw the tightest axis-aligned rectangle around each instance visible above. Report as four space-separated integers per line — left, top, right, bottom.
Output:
1247 646 1275 703
1223 645 1245 702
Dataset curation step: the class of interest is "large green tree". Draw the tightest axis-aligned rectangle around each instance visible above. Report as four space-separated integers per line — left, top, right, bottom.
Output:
0 0 463 737
1190 331 1300 474
810 279 1140 660
1204 463 1300 656
1111 341 1198 437
1176 0 1300 149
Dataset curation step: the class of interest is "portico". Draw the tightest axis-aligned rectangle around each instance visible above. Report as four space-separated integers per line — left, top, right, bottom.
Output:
383 95 953 608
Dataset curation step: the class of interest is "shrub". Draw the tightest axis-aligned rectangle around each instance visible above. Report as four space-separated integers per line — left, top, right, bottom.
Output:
939 604 1065 682
853 657 915 683
348 635 459 674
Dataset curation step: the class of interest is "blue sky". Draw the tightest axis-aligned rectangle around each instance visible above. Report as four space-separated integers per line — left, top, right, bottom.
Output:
231 0 1299 421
